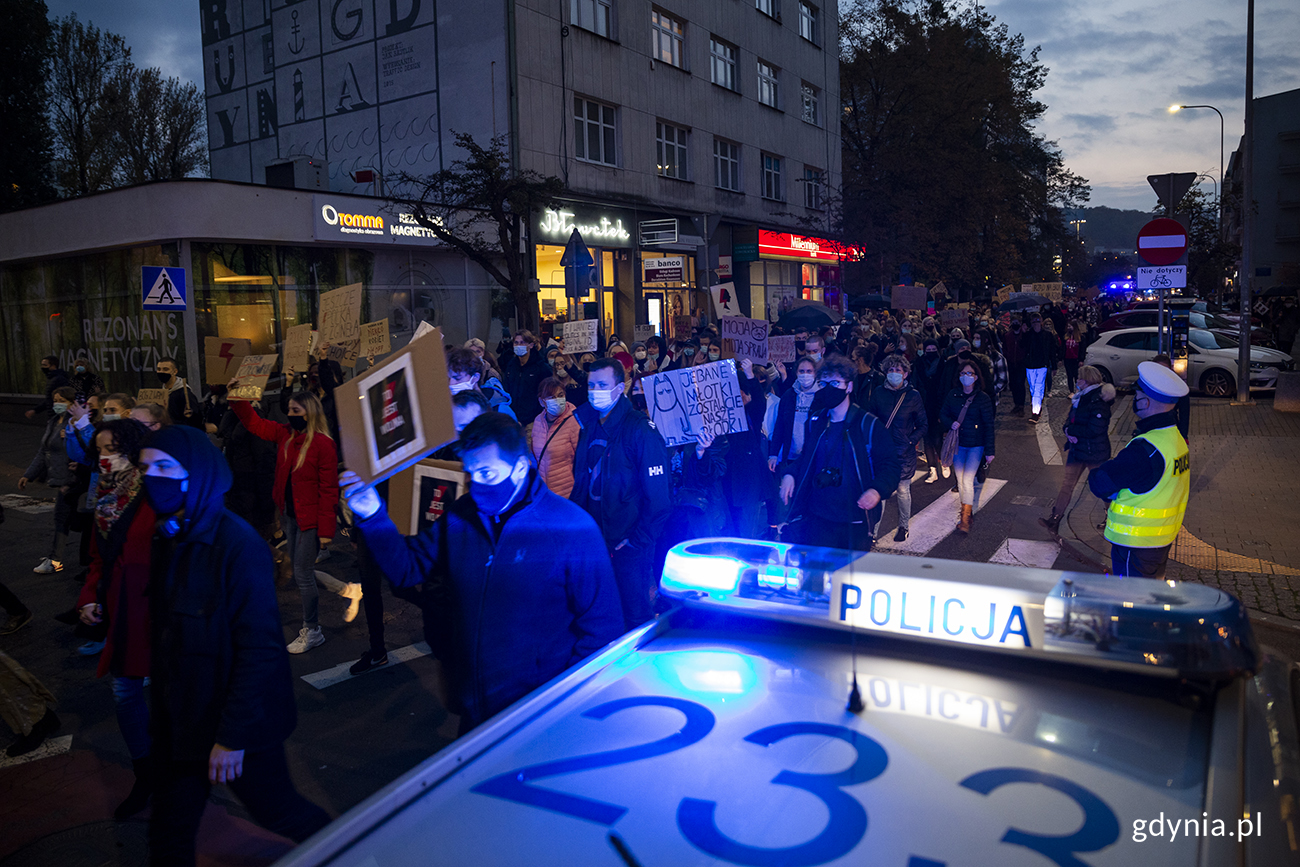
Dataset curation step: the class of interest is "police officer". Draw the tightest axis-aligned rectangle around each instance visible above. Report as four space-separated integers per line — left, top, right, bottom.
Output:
1088 362 1190 578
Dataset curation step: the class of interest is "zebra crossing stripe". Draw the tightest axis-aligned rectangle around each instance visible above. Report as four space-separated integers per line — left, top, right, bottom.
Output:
874 479 1007 554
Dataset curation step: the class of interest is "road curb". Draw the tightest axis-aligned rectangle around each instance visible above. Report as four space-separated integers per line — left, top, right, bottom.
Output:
1249 609 1300 632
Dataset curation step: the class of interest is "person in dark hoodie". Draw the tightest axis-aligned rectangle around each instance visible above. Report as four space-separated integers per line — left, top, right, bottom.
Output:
867 355 928 542
27 355 70 420
340 412 623 732
140 425 329 866
1040 366 1115 534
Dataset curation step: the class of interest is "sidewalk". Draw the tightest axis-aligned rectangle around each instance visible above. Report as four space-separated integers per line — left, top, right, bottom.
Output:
1058 395 1300 620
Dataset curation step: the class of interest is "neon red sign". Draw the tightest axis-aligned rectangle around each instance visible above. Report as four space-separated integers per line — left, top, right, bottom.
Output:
758 231 862 262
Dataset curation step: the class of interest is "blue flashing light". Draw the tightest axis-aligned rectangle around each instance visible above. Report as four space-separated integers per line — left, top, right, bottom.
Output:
652 650 759 698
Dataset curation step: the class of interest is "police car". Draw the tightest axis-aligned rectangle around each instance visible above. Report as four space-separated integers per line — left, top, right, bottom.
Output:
278 540 1298 866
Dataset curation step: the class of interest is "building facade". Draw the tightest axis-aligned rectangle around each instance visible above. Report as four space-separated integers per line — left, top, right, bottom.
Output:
1225 88 1300 292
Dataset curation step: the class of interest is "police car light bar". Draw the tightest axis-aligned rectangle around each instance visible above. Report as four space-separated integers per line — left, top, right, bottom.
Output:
660 538 1258 682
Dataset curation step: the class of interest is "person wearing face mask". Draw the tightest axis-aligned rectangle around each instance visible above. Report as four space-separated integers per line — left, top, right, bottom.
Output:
341 413 622 732
973 330 1007 409
939 361 996 533
76 419 157 819
503 330 550 426
1019 316 1056 423
101 393 136 423
630 342 656 375
230 388 338 654
531 378 580 497
154 357 204 430
1089 362 1190 578
569 359 671 628
1040 366 1114 535
664 340 697 371
27 355 70 420
768 357 820 476
867 355 928 542
447 349 517 420
69 354 105 399
803 335 826 365
139 425 331 865
1002 318 1029 416
21 385 78 573
912 339 948 483
777 355 901 551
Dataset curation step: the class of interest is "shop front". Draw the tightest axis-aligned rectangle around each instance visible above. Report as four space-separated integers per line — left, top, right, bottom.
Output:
747 230 858 322
531 203 637 344
0 181 496 402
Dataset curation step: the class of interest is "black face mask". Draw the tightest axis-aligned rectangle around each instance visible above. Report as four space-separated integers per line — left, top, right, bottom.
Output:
144 476 187 515
288 415 308 432
156 371 172 384
811 385 847 413
41 368 55 378
472 468 523 516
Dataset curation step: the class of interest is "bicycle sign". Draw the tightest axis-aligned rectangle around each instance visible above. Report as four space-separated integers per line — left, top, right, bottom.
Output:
1136 265 1186 290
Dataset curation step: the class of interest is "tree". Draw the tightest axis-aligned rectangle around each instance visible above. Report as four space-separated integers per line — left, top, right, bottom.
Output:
0 0 55 211
105 66 208 184
839 0 1089 298
1156 182 1235 302
48 13 131 195
394 133 564 332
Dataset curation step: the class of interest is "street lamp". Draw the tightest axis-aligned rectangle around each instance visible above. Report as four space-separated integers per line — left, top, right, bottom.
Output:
1168 104 1224 229
1069 218 1086 240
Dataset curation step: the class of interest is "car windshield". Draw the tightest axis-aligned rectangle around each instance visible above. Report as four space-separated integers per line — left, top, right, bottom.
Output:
1189 329 1238 350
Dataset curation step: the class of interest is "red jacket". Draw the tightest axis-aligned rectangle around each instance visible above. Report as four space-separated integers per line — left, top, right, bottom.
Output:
232 401 339 537
79 499 156 678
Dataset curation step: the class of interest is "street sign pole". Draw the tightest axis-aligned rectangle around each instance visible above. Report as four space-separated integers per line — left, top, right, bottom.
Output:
1237 0 1255 404
1135 217 1190 356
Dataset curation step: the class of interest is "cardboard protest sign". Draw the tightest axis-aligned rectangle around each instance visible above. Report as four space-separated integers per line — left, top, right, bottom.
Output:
335 327 456 485
644 360 749 447
891 285 927 311
768 335 797 363
320 283 364 368
719 316 769 363
283 323 313 372
136 389 166 405
939 308 970 331
386 458 469 535
930 281 949 299
228 354 277 402
561 319 598 354
710 282 743 318
672 315 694 338
413 320 437 341
204 336 252 385
633 324 655 343
1032 282 1063 302
361 319 391 359
996 285 1014 304
541 298 558 316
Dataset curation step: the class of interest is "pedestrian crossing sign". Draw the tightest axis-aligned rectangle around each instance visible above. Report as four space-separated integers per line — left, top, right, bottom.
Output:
142 266 187 311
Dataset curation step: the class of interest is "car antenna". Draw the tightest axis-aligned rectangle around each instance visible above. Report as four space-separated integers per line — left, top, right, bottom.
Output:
847 620 864 714
608 831 645 867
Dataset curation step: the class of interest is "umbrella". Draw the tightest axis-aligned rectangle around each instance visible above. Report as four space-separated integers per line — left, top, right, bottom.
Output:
1258 285 1298 298
775 303 837 331
996 293 1051 312
847 293 891 311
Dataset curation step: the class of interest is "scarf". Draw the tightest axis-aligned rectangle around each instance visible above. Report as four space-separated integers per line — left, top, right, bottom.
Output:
95 467 144 537
1071 382 1099 408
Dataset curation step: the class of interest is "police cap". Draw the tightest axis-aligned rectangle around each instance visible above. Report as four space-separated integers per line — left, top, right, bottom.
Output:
1136 361 1189 403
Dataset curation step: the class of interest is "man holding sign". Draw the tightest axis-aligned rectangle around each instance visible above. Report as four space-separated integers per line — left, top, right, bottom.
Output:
570 359 671 629
778 355 901 551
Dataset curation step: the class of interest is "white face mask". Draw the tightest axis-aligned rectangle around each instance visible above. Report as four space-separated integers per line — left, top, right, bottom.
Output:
807 351 823 362
513 345 529 357
102 413 121 421
544 397 565 416
634 350 646 360
449 379 475 394
99 453 131 474
588 383 622 411
797 373 816 388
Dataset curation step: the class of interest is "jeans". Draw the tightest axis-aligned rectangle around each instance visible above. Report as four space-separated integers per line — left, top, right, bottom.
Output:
112 675 151 760
1026 367 1048 414
953 446 984 507
1051 460 1100 519
281 512 319 628
894 474 913 530
150 744 330 867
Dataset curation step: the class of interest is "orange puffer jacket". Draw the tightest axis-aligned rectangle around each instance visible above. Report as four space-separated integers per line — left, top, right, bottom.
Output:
530 403 581 498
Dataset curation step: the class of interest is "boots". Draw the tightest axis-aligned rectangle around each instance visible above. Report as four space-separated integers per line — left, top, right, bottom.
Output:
1038 512 1061 535
957 504 973 534
114 756 152 820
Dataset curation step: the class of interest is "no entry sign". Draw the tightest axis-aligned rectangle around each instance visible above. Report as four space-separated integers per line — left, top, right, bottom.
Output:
1136 218 1187 266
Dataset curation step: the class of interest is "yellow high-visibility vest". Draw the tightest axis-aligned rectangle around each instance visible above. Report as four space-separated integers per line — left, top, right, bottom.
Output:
1104 425 1190 549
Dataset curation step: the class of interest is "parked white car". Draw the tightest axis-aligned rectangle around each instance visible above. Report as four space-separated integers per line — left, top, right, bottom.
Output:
1084 326 1294 397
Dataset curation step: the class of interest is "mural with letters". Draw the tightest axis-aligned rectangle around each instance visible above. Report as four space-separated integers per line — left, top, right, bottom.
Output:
201 0 497 194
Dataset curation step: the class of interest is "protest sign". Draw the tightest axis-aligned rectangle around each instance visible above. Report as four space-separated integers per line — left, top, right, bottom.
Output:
767 335 797 363
335 326 456 485
891 285 927 311
996 285 1014 305
1033 282 1063 302
386 458 468 535
413 320 437 341
561 319 598 354
228 354 277 402
136 388 166 404
710 282 743 318
541 298 557 316
633 324 655 343
719 316 769 363
283 323 313 372
939 308 969 331
644 360 749 447
930 281 949 299
361 319 391 358
203 336 252 385
672 315 695 338
320 283 364 368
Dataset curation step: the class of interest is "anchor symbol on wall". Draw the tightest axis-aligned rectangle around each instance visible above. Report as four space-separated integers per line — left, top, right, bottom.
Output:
289 9 305 54
213 44 235 93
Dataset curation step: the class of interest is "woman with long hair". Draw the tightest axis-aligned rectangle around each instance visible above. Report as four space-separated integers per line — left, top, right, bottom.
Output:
231 387 338 654
938 359 996 534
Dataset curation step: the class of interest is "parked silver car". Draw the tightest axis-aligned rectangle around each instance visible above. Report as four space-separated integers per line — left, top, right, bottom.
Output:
1084 327 1294 397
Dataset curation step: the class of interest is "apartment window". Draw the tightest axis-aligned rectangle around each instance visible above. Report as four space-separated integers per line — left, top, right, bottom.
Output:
656 122 689 179
799 2 819 44
804 167 824 209
650 9 685 67
710 37 737 90
714 139 740 191
756 0 778 19
574 97 617 166
572 0 612 37
757 60 779 108
801 82 820 126
761 153 783 200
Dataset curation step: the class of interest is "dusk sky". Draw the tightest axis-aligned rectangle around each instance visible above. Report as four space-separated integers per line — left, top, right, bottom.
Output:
45 0 1300 212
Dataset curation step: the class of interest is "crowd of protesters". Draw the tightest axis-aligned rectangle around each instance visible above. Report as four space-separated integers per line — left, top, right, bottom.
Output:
2 286 1291 864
